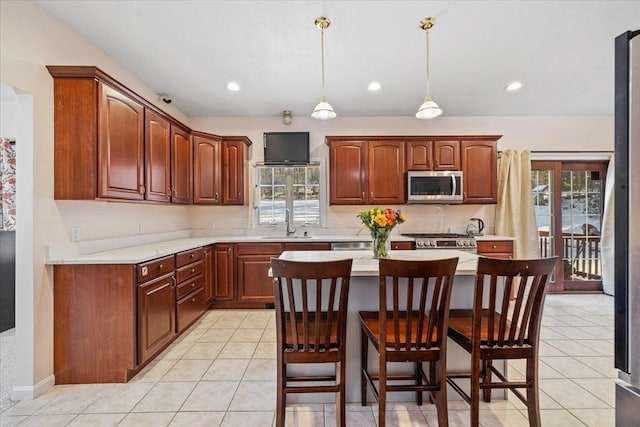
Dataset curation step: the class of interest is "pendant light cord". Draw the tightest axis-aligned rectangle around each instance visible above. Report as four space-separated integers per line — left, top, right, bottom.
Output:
425 28 431 98
320 25 326 101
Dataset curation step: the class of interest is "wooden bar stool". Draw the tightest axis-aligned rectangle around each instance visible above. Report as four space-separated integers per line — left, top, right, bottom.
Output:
359 257 459 427
271 257 353 427
446 256 558 427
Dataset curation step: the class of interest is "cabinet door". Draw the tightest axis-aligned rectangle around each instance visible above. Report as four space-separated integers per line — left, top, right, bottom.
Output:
170 126 192 204
221 140 245 205
329 140 368 204
433 140 460 170
461 140 498 203
203 246 214 305
406 140 433 170
138 273 176 363
213 244 235 301
237 255 276 303
193 135 222 204
145 110 171 202
98 83 145 200
368 140 405 204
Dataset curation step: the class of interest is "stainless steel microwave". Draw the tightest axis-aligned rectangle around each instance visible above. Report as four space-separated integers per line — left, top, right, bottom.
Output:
407 171 463 203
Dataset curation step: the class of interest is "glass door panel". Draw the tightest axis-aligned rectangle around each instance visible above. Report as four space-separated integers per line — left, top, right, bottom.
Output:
532 169 556 284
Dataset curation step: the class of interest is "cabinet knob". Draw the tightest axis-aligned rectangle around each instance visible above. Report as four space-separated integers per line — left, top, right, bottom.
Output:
192 298 196 302
167 188 171 198
138 185 145 194
191 283 195 288
370 192 374 199
190 253 195 258
361 192 365 200
492 245 497 249
191 268 195 273
215 192 219 201
228 248 231 255
158 264 164 269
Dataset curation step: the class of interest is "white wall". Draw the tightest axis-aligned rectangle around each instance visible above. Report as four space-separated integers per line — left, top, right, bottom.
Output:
0 0 614 397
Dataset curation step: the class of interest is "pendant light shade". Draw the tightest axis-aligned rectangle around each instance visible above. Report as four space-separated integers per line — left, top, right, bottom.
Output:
311 17 336 120
416 17 442 119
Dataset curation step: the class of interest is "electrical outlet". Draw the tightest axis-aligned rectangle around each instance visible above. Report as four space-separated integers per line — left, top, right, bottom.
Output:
71 226 80 242
139 223 144 233
241 219 249 228
208 221 215 229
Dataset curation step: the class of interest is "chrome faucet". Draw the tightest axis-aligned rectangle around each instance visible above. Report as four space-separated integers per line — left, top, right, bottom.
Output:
285 208 296 236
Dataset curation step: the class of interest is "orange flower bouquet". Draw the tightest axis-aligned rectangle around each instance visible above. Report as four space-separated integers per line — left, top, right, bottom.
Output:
357 207 407 258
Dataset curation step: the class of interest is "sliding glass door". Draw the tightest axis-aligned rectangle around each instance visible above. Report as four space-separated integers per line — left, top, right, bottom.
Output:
531 161 608 292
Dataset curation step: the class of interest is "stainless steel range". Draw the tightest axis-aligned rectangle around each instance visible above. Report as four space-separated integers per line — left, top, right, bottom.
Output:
401 233 477 252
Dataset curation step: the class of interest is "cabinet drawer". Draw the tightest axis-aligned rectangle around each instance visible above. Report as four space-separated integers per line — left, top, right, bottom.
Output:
477 240 513 254
137 255 175 283
176 274 204 300
391 241 414 250
176 287 206 332
175 260 203 283
283 242 331 251
237 242 283 256
175 247 203 268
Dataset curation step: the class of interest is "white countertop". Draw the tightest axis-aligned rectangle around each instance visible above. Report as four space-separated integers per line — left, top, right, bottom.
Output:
46 231 511 265
278 249 478 276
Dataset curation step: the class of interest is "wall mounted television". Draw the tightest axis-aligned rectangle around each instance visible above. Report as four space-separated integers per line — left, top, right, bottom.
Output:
263 132 310 165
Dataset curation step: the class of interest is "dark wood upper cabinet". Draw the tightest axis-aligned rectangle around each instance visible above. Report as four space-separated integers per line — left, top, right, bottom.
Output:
47 66 252 205
368 140 405 204
145 109 171 202
170 125 192 204
98 83 145 200
433 140 460 170
193 134 222 205
461 140 498 204
329 140 368 204
405 139 433 170
221 137 248 205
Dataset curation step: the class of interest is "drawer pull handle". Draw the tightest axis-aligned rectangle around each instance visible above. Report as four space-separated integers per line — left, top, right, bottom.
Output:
190 253 195 258
492 245 497 249
191 268 195 273
191 283 195 288
192 298 196 302
158 264 163 269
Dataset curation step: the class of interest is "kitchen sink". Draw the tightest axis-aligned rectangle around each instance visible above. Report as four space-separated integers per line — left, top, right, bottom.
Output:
259 235 312 240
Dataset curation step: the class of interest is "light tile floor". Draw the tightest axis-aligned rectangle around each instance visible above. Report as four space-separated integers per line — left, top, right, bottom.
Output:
0 294 615 426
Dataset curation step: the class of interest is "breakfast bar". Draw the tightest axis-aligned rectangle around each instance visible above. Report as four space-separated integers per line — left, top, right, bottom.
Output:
276 249 506 403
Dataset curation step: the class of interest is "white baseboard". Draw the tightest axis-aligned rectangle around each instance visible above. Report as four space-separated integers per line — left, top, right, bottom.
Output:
10 375 54 401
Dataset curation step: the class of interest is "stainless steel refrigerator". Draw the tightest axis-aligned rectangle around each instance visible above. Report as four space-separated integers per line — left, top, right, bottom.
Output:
614 28 640 426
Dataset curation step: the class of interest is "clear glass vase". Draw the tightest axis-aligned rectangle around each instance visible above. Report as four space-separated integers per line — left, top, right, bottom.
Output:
372 229 391 258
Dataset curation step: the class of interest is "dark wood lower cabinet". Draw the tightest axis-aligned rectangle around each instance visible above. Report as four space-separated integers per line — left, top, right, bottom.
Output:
138 272 176 363
236 243 283 305
176 286 205 332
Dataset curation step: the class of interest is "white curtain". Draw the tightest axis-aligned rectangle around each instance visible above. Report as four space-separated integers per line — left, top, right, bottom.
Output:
0 138 17 231
600 154 615 295
495 149 540 259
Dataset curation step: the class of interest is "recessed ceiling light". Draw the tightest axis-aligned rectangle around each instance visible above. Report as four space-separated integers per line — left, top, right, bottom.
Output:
505 81 522 92
226 82 240 92
368 81 381 91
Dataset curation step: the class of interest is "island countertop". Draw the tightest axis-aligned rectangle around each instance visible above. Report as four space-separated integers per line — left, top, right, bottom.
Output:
277 249 479 276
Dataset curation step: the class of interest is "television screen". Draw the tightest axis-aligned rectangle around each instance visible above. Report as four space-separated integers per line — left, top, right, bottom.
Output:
263 132 310 165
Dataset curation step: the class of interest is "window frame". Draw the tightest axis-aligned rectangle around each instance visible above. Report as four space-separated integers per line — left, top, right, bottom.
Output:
252 159 326 229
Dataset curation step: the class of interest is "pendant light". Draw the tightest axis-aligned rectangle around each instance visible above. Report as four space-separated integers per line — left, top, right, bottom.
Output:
311 17 336 120
416 17 443 119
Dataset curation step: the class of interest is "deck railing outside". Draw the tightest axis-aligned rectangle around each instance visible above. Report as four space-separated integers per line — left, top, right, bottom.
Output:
538 231 601 280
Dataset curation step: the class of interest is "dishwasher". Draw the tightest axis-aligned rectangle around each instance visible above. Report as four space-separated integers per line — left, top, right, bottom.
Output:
330 241 373 251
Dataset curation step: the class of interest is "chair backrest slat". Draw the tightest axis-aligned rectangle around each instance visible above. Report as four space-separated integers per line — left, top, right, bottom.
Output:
271 258 353 356
378 258 458 355
473 257 557 350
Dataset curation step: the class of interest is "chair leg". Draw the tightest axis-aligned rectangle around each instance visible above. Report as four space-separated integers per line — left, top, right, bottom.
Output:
434 360 449 427
483 360 492 402
525 357 542 427
470 352 481 427
360 326 368 406
276 358 285 427
415 361 423 406
379 357 387 427
429 360 436 404
337 360 346 427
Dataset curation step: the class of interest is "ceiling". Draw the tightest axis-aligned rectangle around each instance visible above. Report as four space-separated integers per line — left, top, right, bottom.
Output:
38 1 639 118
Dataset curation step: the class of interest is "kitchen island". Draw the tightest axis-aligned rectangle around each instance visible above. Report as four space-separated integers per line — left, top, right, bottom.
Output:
276 249 506 403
